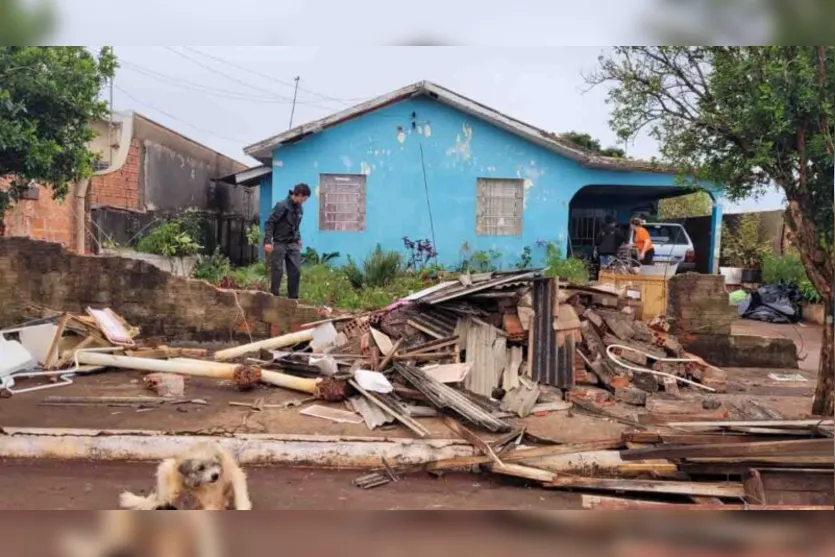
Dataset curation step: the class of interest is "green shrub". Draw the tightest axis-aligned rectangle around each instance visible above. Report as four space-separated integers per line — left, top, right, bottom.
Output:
361 244 403 288
762 253 821 303
191 248 231 284
301 247 340 266
246 224 262 247
761 253 807 285
342 255 365 289
136 219 201 257
721 213 772 268
542 241 589 284
231 262 268 290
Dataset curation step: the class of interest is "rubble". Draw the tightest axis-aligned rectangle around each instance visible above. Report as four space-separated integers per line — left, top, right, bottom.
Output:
1 269 831 509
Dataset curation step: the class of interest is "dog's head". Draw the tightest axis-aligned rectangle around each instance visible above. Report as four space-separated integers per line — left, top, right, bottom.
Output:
176 443 225 488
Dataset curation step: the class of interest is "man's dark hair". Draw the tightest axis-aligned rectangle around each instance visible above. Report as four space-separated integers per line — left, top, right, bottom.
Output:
291 183 311 197
604 214 616 225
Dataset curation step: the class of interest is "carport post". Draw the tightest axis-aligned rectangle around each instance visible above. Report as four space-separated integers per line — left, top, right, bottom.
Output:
708 198 723 274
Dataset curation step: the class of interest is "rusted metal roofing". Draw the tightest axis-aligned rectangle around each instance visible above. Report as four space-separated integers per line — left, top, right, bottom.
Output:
531 278 575 389
243 81 680 176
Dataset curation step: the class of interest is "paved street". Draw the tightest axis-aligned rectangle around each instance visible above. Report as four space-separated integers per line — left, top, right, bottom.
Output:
0 458 579 510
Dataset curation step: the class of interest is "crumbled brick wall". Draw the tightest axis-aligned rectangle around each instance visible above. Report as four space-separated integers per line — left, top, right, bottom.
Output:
679 333 799 369
668 273 735 335
89 138 143 211
2 183 76 248
0 237 320 342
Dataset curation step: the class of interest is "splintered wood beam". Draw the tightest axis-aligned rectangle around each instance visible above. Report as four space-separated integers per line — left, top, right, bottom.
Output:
620 438 833 461
544 477 746 498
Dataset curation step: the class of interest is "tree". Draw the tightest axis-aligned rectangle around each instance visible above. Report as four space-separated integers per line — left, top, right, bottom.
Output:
587 47 834 416
561 131 627 158
0 0 54 45
658 191 713 219
0 47 116 231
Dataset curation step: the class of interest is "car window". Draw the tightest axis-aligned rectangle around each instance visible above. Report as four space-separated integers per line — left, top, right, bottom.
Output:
646 225 687 245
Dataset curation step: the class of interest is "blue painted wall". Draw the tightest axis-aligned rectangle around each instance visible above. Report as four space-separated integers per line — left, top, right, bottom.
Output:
262 96 719 269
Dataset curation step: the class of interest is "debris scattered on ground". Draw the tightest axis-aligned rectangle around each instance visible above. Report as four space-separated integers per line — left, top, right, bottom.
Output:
3 271 830 508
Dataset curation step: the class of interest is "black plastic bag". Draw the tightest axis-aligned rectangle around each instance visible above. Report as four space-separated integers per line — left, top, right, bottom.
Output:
741 283 802 324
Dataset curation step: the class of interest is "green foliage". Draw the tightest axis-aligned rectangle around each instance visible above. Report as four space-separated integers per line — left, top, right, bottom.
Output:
0 0 55 45
191 248 233 285
721 213 773 268
229 262 268 291
541 241 589 284
658 191 713 219
0 46 117 220
245 224 261 247
514 246 533 269
136 219 201 258
457 242 502 272
300 265 426 311
587 47 833 305
301 247 340 266
361 244 403 288
761 253 821 304
761 253 807 285
561 131 626 157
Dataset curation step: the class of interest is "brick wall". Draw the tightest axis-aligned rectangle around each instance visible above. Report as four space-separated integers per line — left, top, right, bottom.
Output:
668 273 735 335
89 138 143 210
0 237 320 342
2 182 76 248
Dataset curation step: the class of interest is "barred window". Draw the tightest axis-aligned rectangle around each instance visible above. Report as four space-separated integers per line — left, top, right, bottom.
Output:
475 178 524 236
318 173 366 232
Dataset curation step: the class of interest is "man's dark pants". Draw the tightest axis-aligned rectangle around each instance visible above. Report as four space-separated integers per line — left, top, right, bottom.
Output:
270 243 302 299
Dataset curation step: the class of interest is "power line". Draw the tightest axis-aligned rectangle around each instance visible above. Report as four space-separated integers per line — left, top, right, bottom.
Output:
163 46 340 111
120 60 299 104
114 84 246 145
179 46 369 105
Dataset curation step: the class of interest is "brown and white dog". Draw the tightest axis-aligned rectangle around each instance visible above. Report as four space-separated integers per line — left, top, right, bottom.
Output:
120 441 252 511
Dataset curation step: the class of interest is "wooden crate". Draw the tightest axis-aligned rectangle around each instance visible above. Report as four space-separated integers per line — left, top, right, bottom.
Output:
597 272 669 320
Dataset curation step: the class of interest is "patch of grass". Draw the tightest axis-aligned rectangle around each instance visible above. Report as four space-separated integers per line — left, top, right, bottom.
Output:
299 264 426 310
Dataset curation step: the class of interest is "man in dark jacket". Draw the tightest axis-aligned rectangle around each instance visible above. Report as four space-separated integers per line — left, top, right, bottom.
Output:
594 214 626 264
264 183 311 298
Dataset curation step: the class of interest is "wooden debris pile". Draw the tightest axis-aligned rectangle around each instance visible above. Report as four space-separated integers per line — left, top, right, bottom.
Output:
354 416 834 508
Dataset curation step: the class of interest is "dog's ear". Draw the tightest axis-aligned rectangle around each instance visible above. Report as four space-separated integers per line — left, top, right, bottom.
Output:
177 459 193 477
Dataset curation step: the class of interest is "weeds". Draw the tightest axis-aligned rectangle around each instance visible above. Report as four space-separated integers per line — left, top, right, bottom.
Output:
539 240 589 284
360 244 403 288
301 247 340 266
136 218 201 258
191 248 232 284
402 237 437 271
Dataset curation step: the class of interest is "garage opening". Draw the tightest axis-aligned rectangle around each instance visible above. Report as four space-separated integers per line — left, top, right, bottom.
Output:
568 184 718 275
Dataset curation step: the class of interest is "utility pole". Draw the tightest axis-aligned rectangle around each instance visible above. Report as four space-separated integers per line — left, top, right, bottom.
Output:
288 76 300 129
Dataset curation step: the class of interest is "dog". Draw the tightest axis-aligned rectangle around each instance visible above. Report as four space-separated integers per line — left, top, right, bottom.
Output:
60 511 221 557
120 442 252 511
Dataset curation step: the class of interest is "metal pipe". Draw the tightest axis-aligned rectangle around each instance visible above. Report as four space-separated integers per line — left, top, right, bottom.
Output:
213 329 314 362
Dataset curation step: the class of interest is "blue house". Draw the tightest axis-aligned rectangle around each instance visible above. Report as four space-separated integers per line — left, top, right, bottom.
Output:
236 81 724 271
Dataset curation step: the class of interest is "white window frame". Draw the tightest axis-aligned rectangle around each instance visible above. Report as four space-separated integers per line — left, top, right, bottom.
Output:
475 178 524 236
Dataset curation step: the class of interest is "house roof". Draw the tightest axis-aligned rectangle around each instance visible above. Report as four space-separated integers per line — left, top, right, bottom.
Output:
243 80 675 175
214 164 271 188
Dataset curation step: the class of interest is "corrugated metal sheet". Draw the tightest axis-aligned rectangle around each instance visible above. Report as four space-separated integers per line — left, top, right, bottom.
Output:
531 278 575 388
421 270 540 305
407 309 459 338
463 317 507 397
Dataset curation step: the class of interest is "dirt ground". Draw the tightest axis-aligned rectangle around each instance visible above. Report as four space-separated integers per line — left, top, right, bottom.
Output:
0 458 579 510
1 320 822 439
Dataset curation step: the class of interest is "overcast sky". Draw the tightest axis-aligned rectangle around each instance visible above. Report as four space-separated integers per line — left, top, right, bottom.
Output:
49 1 785 213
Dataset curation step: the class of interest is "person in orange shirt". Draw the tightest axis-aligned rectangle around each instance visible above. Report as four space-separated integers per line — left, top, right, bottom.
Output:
630 217 655 265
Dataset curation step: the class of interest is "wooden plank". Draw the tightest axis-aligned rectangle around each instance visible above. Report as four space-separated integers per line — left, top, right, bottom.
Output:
423 438 624 472
581 494 830 511
544 477 745 498
442 416 503 465
43 314 69 370
621 438 833 461
489 463 555 483
664 419 834 429
623 432 797 445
